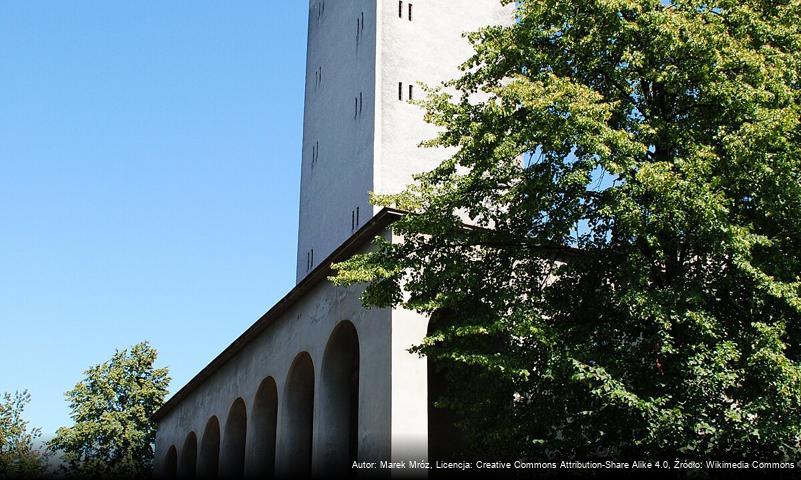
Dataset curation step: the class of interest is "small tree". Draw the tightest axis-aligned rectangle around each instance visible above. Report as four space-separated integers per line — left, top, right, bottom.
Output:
49 341 170 478
0 390 47 478
334 0 801 462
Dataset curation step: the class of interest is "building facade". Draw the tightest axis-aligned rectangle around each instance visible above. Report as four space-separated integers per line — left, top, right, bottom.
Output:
154 1 512 477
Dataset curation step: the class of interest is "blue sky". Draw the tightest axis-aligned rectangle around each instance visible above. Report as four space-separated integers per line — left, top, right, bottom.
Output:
0 2 308 439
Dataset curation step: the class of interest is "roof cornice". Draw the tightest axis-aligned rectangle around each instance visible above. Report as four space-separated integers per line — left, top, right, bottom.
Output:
153 207 404 421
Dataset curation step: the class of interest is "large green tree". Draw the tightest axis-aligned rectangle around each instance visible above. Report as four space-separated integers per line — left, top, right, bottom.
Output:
334 0 801 461
0 391 47 478
48 341 170 478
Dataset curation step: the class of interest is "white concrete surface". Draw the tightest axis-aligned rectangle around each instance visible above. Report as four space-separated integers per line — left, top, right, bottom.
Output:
297 0 512 282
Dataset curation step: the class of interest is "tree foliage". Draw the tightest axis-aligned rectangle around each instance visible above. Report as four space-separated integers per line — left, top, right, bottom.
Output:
48 341 170 478
334 0 801 461
0 391 47 478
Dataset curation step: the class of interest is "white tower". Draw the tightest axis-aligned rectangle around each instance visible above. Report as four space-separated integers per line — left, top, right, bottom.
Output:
296 0 512 282
153 4 517 476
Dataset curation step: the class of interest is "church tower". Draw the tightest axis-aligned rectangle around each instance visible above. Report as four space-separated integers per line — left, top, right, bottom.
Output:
154 4 516 477
296 0 512 282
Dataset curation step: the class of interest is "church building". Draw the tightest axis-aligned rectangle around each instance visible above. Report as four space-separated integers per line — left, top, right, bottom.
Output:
154 1 512 477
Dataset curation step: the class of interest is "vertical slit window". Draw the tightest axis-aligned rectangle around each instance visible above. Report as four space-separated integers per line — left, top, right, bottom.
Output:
399 1 403 18
409 84 413 100
355 98 358 117
409 4 413 21
361 12 364 30
312 141 318 166
352 211 355 231
356 207 360 226
359 92 363 114
398 82 403 100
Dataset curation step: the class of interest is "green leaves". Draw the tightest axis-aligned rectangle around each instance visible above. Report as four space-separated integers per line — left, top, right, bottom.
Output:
48 341 170 478
0 391 47 478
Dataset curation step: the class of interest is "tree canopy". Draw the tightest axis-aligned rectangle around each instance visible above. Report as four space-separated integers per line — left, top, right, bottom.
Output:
48 341 170 477
334 0 801 461
0 390 47 478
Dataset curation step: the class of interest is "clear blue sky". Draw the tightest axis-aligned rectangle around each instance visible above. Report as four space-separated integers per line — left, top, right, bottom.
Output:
0 2 308 439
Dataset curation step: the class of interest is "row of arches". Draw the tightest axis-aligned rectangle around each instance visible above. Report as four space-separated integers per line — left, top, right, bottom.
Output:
163 321 359 478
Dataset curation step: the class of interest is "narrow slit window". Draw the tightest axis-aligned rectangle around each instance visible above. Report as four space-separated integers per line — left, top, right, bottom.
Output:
356 206 360 226
355 97 358 117
361 12 364 30
399 1 403 18
409 4 413 21
352 211 355 231
311 249 314 266
409 84 413 100
398 82 403 100
359 92 363 114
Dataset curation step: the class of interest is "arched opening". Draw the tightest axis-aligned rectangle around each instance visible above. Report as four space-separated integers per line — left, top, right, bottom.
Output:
164 445 178 479
277 352 314 478
220 398 247 478
248 377 278 478
427 310 465 461
317 321 360 474
198 416 220 478
178 432 197 478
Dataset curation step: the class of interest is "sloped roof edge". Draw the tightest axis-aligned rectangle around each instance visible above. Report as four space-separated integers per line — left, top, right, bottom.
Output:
153 208 404 421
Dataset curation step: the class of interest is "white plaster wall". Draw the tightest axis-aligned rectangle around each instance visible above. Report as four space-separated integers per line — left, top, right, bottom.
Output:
297 0 378 282
297 1 513 283
375 0 514 199
389 306 430 469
